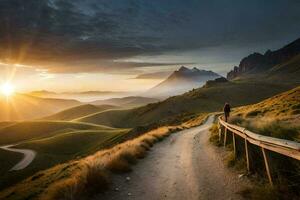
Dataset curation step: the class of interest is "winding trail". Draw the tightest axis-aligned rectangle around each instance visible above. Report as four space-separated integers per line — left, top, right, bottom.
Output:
0 145 36 171
100 115 250 200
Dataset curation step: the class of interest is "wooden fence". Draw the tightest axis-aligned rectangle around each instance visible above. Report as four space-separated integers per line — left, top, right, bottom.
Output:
218 116 300 186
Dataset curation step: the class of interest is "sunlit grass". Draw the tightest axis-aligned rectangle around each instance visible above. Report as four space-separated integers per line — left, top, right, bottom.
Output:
41 126 174 199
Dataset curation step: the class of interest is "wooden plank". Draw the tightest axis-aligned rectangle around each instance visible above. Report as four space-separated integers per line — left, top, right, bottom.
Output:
244 130 300 150
245 138 250 172
246 136 300 161
232 132 236 159
259 142 300 161
219 116 300 151
261 147 274 186
224 128 227 147
226 126 246 139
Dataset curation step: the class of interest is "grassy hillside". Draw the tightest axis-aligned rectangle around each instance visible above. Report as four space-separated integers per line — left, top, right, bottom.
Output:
43 104 118 121
0 114 208 200
233 86 300 119
0 128 129 191
78 80 295 128
0 149 23 176
0 94 81 121
231 86 300 141
16 129 128 156
0 121 112 145
211 87 300 199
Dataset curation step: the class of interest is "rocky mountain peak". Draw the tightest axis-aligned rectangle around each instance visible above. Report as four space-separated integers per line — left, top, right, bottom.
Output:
227 37 300 80
178 66 190 72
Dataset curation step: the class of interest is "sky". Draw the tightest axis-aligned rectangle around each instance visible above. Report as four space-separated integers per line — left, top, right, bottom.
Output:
0 0 300 92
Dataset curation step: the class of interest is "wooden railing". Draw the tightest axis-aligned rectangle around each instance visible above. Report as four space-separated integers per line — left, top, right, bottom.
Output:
218 116 300 186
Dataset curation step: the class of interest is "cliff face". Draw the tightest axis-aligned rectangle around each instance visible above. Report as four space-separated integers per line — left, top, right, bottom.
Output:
227 38 300 79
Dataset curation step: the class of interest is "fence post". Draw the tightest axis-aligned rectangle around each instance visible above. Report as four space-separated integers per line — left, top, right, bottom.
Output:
245 138 250 173
223 128 227 147
261 147 274 186
218 122 222 143
232 133 236 159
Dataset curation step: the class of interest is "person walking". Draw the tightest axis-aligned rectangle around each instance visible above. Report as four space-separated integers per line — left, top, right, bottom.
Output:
223 103 231 122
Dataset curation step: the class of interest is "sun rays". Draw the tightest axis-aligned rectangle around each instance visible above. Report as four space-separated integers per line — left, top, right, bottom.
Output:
1 82 15 97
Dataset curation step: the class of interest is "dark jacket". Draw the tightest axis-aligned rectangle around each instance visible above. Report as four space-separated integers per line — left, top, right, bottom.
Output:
223 104 231 114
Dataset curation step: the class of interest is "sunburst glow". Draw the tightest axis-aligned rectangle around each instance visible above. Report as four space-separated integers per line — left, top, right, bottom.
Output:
1 82 15 97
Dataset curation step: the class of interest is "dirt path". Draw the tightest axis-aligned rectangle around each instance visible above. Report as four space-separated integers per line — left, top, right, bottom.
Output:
100 115 250 200
0 145 36 171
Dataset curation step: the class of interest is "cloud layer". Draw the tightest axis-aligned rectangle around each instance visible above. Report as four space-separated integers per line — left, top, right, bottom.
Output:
0 0 300 74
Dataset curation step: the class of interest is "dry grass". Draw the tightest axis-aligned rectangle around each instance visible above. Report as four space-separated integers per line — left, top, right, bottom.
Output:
239 184 294 200
0 114 208 200
42 161 110 200
209 123 222 146
232 86 300 126
42 125 176 200
217 87 300 199
182 113 208 128
229 115 300 141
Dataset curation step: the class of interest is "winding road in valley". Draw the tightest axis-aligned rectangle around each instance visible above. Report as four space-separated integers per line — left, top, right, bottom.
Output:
0 145 36 171
100 115 250 200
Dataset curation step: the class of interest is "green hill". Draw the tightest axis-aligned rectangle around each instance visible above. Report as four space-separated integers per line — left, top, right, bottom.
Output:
0 128 129 191
0 94 81 121
16 129 128 156
43 104 118 121
77 80 295 128
0 121 113 145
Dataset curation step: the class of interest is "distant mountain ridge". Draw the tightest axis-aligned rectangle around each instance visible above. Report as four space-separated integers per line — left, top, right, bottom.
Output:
227 37 300 79
90 96 159 108
147 66 221 97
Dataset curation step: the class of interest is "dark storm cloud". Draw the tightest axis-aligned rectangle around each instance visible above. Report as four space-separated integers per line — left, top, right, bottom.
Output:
0 0 299 73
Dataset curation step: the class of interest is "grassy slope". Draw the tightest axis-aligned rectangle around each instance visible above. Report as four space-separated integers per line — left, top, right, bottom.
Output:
77 80 295 128
16 129 128 156
231 86 300 141
0 149 23 176
0 121 113 145
0 94 81 121
43 104 118 121
0 128 129 191
0 114 208 200
218 87 300 199
268 54 300 82
233 86 300 118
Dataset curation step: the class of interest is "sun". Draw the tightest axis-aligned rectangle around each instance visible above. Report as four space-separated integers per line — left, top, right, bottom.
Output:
1 82 15 97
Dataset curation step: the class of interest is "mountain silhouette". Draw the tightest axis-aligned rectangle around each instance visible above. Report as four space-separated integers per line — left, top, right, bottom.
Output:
147 66 220 98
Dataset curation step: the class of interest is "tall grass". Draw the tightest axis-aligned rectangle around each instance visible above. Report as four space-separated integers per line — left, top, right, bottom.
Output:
42 126 175 200
0 114 207 200
229 116 300 141
210 116 300 199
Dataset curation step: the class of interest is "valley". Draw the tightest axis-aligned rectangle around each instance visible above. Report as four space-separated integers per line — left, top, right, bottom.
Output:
0 35 299 200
